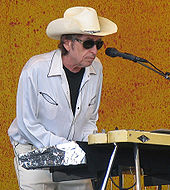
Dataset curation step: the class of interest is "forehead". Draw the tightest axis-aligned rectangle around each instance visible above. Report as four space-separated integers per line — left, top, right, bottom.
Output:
79 34 102 40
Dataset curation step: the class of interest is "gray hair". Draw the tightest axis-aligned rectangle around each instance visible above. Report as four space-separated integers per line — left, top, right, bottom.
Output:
58 34 82 56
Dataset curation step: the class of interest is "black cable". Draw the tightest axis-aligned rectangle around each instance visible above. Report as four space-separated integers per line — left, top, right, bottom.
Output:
109 174 136 190
147 61 165 75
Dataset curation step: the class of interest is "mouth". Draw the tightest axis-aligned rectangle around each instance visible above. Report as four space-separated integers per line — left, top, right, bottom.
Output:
85 56 95 61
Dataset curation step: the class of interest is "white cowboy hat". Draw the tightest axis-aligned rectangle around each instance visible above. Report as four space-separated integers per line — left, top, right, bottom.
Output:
46 6 118 40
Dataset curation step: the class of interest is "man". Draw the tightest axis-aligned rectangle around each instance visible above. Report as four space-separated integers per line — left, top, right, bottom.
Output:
8 6 117 190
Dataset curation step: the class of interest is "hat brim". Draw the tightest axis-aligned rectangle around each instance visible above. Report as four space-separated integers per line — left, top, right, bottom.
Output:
46 16 117 40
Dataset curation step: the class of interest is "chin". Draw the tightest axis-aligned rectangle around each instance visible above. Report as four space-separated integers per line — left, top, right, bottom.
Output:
87 60 94 66
81 60 93 68
84 63 92 68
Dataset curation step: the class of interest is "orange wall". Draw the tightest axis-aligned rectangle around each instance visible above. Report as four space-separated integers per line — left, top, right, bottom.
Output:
0 0 169 189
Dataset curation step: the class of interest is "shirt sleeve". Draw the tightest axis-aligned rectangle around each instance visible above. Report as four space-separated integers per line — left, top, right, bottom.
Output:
16 66 69 149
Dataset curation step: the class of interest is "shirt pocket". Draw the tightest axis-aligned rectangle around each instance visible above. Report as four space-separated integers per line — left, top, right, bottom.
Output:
38 92 59 120
88 95 96 106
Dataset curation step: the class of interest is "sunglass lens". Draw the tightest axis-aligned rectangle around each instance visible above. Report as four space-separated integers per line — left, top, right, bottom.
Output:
82 39 104 50
96 40 104 50
83 40 95 49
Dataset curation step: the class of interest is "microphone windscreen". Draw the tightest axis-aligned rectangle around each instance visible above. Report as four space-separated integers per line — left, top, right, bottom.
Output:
105 48 119 57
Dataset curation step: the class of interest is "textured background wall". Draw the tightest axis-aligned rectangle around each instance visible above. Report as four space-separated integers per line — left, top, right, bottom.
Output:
0 0 169 189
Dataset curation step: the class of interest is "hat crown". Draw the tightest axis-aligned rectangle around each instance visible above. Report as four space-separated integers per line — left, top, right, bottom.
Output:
64 7 100 33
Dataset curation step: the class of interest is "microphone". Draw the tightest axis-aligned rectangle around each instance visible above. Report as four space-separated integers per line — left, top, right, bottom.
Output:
105 48 149 63
105 47 170 80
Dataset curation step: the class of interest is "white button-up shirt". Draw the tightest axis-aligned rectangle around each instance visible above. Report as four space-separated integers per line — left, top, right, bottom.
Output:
8 49 103 149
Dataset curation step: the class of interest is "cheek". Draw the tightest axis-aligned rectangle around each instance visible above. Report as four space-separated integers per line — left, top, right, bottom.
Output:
80 50 90 60
75 52 84 62
72 46 89 63
75 51 86 62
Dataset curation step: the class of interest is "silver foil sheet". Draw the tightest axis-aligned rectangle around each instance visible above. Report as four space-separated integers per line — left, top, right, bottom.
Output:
18 141 86 169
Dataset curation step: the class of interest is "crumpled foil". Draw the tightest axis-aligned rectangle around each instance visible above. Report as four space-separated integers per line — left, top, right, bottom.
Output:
18 141 86 169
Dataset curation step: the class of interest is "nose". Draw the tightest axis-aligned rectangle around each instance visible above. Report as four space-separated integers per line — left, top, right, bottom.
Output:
90 45 98 55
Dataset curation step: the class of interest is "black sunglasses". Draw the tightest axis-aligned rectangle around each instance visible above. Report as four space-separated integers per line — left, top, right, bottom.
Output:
74 38 104 50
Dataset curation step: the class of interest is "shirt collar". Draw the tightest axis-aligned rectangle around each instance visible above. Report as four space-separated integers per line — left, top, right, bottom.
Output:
47 49 97 77
47 50 62 77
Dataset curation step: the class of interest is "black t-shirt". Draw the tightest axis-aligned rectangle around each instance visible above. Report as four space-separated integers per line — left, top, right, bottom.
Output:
63 65 85 116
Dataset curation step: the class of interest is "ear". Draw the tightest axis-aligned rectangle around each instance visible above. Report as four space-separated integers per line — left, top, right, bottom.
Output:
63 40 72 52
